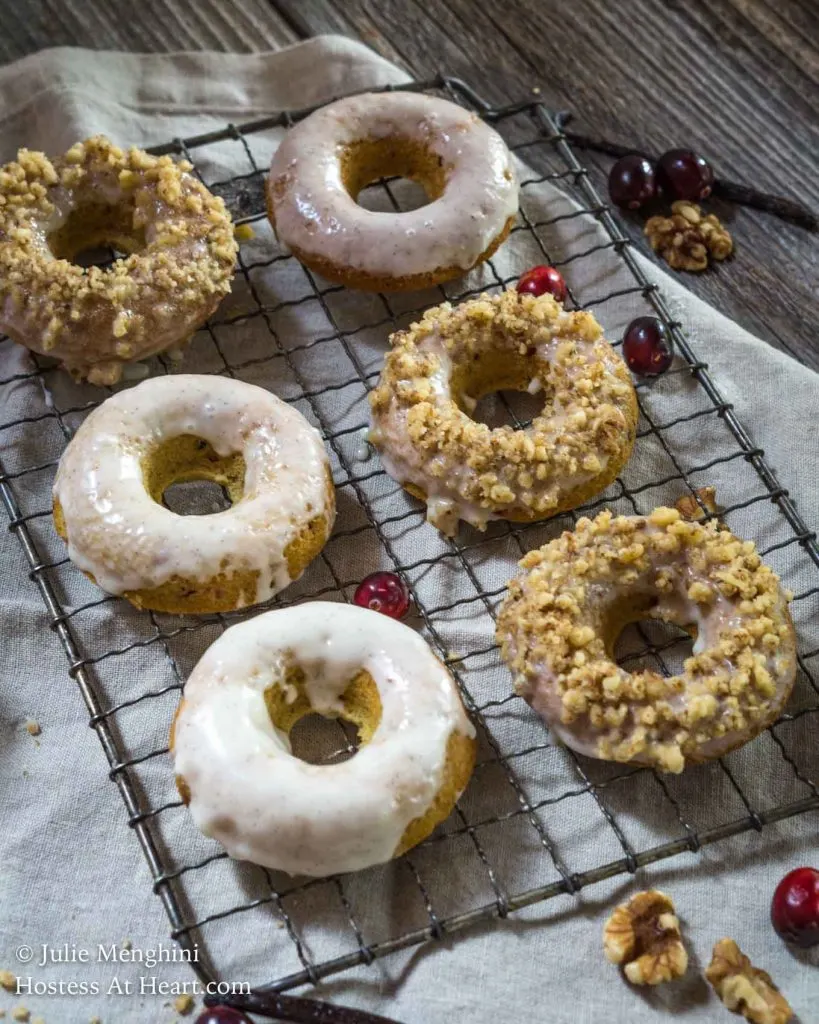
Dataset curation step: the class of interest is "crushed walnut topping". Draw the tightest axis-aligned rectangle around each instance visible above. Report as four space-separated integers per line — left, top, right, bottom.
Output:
0 136 236 383
706 939 793 1024
369 290 636 534
603 889 688 985
0 970 17 991
645 201 733 272
497 507 796 771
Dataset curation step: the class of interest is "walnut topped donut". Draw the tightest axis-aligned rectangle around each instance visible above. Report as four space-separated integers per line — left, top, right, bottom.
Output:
369 290 637 534
497 508 797 772
267 91 518 291
0 136 236 383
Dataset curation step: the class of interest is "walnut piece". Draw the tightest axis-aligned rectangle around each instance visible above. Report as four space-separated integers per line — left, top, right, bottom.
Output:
603 889 688 985
645 201 733 272
706 939 793 1024
675 486 719 522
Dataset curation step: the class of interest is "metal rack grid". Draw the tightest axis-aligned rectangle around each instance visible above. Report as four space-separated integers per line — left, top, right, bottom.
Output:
2 75 818 1012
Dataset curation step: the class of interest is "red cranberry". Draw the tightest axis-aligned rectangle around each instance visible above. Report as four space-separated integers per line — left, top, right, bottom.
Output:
608 154 657 209
656 149 714 201
622 316 673 376
353 571 411 619
195 1007 253 1024
771 867 819 948
517 265 567 303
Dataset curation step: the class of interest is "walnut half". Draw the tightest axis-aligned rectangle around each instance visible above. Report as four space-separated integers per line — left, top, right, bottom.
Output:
675 486 719 522
603 889 688 985
706 939 793 1024
645 201 733 272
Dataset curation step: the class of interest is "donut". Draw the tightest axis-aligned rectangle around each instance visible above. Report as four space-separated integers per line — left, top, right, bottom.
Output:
497 507 797 772
369 290 638 535
0 136 236 384
171 602 476 876
52 374 334 614
266 91 518 292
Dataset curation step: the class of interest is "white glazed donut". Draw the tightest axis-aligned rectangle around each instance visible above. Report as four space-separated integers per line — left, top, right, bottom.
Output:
267 91 519 291
171 603 477 877
53 374 335 614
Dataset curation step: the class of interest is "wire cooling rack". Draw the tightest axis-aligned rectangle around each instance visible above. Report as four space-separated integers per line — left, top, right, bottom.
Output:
2 76 818 1012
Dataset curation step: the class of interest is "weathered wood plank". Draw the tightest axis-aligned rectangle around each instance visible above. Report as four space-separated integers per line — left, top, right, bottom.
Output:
0 0 299 59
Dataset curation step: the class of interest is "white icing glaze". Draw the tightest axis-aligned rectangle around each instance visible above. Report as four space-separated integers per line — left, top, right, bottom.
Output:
53 374 333 603
268 91 519 279
173 602 476 877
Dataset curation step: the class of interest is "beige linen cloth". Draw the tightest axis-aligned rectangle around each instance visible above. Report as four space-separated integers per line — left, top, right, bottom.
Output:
1 36 817 1024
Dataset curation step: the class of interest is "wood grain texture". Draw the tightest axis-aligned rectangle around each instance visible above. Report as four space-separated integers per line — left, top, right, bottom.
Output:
0 0 298 58
0 0 816 367
274 0 819 370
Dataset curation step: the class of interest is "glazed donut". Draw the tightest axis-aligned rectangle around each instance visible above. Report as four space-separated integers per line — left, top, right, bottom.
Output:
266 91 518 291
53 374 334 614
0 136 236 384
369 290 638 535
497 507 797 772
171 603 476 876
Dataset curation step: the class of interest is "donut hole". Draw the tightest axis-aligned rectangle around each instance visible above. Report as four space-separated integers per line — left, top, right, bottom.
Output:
163 479 233 516
264 667 382 765
141 434 246 516
288 713 360 765
48 202 147 266
470 388 546 429
613 617 697 677
340 137 446 212
452 353 550 429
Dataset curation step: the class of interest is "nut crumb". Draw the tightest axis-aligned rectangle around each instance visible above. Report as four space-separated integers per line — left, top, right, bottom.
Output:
24 719 41 736
90 1017 102 1024
11 1008 30 1023
645 201 733 272
173 994 195 1015
706 939 792 1024
121 938 132 951
603 889 688 985
0 969 16 991
31 1017 45 1024
675 486 719 522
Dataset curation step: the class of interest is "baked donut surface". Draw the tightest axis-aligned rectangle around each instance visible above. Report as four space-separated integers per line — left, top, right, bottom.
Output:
171 603 476 877
266 91 518 291
497 508 797 772
0 136 236 384
369 290 637 535
53 374 334 614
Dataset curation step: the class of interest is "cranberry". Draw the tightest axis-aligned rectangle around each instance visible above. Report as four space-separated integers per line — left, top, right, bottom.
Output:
771 867 819 948
195 1007 253 1024
516 265 567 303
656 149 714 201
622 316 673 377
353 571 411 619
608 154 657 209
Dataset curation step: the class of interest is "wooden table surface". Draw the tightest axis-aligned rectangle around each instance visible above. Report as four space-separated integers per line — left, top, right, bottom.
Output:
1 0 817 369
